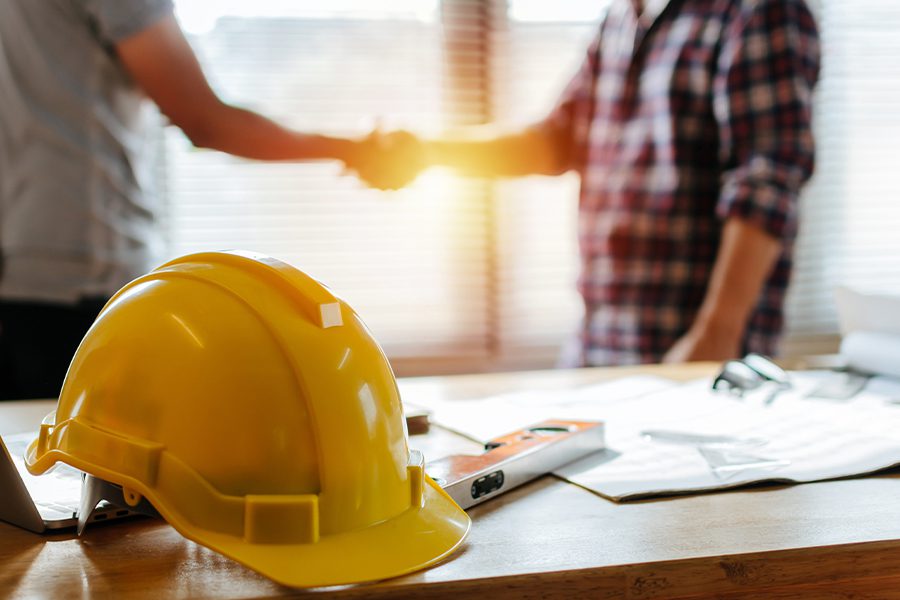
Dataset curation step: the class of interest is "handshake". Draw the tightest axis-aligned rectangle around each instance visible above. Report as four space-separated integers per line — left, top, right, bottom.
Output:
343 130 430 191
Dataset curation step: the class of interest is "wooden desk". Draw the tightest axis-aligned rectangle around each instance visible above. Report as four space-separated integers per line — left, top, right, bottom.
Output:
4 363 900 599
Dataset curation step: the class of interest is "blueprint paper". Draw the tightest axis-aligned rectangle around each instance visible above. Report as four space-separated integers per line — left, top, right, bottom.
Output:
413 372 900 501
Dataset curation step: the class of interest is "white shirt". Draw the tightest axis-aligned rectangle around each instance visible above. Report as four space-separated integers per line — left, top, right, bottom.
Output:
0 0 173 303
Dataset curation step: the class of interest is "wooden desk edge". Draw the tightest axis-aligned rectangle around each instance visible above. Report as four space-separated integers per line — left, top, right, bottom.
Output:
341 538 900 600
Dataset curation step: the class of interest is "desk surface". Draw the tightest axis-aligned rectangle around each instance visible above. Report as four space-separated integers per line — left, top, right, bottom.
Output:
4 363 900 599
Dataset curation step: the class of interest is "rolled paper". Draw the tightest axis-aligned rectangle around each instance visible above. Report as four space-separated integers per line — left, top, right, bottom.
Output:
841 330 900 380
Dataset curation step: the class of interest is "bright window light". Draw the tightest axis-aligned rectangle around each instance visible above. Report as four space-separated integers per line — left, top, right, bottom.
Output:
174 0 439 35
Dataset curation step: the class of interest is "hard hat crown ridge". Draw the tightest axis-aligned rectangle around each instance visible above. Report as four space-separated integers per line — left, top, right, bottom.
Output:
26 251 470 587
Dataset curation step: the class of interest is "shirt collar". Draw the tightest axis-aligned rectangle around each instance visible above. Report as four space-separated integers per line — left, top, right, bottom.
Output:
631 0 672 29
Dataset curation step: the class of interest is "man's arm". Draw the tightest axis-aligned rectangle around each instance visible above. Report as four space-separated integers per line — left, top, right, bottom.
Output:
421 32 601 179
423 126 570 178
115 15 358 163
663 218 781 362
664 0 820 363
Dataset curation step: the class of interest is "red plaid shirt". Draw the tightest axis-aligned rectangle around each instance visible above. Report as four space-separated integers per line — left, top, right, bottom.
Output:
544 0 820 365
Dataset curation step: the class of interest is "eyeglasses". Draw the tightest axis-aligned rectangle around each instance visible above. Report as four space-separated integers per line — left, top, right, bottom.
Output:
712 353 791 403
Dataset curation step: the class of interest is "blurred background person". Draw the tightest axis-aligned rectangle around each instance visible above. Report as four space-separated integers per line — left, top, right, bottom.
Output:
355 0 820 367
0 0 390 400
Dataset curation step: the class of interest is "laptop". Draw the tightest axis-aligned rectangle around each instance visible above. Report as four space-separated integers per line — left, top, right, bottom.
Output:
0 432 133 533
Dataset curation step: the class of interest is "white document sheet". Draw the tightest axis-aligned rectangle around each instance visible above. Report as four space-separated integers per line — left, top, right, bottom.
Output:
414 372 900 501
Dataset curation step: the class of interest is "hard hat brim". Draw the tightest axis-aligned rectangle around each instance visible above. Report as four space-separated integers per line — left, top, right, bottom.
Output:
169 476 470 588
28 432 470 589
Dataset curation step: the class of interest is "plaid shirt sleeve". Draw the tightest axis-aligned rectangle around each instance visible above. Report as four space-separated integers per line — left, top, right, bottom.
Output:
714 0 821 239
531 31 602 172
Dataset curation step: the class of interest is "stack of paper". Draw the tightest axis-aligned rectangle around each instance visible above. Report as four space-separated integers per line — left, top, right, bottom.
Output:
836 287 900 379
411 373 900 501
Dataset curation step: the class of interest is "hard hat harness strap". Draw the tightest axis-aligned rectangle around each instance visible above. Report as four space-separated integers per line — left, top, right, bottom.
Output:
33 418 319 543
32 416 427 544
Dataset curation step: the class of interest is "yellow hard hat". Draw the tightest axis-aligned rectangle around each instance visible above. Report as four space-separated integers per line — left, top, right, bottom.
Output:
25 251 470 587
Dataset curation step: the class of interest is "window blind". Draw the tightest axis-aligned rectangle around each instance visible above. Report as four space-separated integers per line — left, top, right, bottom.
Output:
783 0 900 355
491 2 608 367
165 3 496 373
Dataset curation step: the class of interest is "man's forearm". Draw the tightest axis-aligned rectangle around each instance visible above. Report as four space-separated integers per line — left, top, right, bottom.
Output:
424 126 567 178
663 217 782 363
694 217 782 344
185 102 356 163
114 16 357 164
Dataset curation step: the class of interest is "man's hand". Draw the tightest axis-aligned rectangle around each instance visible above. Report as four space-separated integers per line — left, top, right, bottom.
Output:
347 129 426 190
662 320 742 363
